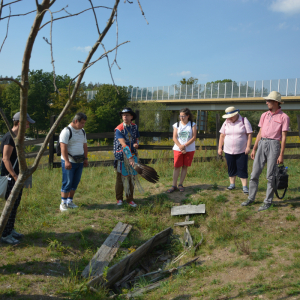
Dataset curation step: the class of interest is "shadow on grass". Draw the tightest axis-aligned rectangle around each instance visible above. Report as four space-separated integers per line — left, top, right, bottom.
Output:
171 295 192 300
273 197 300 208
0 294 65 300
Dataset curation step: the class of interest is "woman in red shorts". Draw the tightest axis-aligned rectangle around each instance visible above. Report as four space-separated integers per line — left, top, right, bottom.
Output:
167 108 197 193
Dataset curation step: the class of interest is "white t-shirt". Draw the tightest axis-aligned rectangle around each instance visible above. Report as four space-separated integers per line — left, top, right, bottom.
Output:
59 124 87 163
172 121 196 152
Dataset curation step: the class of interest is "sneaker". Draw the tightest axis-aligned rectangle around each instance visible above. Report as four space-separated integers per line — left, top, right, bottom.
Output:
60 203 69 211
241 199 254 206
243 187 249 194
258 203 272 212
11 229 24 239
117 200 123 206
128 201 137 208
1 233 20 245
67 201 78 208
227 185 235 190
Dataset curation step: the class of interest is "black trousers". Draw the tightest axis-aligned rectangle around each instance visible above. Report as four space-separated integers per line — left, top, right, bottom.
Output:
225 152 248 179
2 178 23 237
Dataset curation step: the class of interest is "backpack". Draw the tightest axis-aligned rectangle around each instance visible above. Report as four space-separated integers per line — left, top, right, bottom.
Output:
56 126 86 156
272 164 289 199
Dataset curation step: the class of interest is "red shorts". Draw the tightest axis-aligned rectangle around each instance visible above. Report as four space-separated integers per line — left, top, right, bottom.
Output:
173 150 195 168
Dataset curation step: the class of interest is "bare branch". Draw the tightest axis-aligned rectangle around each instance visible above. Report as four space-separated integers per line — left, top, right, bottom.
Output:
88 0 101 36
0 77 24 90
137 0 148 24
0 0 3 19
49 0 56 6
0 107 15 138
0 4 11 53
35 0 39 8
3 0 22 7
0 9 35 20
125 0 133 3
111 11 121 69
39 5 112 30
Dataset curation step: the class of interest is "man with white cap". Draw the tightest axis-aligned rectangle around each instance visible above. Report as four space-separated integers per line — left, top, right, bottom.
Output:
241 91 290 211
0 112 35 245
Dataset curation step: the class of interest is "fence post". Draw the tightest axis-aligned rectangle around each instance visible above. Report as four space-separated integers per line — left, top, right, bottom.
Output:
48 115 56 169
135 110 140 127
216 114 220 159
297 115 300 137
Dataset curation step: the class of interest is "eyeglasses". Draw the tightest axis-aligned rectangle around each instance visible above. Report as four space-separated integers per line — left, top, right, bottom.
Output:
179 115 187 118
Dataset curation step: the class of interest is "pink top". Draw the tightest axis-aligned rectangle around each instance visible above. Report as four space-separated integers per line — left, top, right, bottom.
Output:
258 108 290 141
220 115 253 155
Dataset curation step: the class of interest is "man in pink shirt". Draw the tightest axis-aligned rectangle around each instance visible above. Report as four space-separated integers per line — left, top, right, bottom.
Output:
241 91 290 211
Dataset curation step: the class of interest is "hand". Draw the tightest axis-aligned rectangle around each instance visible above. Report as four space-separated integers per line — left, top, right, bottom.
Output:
13 174 18 181
277 154 284 164
129 157 135 166
65 161 72 170
83 160 89 167
133 143 139 149
245 147 251 155
179 144 185 151
218 148 223 156
250 150 255 160
181 149 186 154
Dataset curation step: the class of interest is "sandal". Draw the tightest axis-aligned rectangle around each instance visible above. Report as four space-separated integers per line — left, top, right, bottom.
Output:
178 184 185 192
167 186 177 193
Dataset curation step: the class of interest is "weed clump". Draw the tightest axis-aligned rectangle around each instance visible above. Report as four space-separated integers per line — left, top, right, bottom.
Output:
286 214 297 221
250 245 272 261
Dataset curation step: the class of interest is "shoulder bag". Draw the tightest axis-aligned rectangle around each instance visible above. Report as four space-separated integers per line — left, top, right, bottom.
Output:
0 158 18 199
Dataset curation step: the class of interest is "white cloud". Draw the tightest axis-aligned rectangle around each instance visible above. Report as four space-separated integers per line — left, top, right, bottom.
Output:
170 71 191 77
278 22 288 29
270 0 300 14
73 46 92 52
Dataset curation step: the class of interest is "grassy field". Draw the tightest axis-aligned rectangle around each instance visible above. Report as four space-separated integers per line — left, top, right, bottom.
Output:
1 139 300 300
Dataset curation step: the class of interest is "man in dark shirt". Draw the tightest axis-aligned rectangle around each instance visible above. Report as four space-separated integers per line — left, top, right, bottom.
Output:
1 112 35 245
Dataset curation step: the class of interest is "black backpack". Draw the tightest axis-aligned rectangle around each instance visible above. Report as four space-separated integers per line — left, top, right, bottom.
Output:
56 126 86 156
272 164 289 199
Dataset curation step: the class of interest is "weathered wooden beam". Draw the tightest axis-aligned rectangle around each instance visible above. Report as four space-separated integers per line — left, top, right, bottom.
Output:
174 221 195 227
183 227 193 247
82 222 132 278
87 227 172 288
171 204 205 216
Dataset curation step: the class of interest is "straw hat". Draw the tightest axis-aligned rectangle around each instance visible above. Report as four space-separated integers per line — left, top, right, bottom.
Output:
263 91 284 104
222 106 240 119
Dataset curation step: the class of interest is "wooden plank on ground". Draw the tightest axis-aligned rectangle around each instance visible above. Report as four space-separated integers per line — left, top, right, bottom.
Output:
171 204 205 216
183 227 193 247
82 222 132 278
174 221 194 227
87 227 173 288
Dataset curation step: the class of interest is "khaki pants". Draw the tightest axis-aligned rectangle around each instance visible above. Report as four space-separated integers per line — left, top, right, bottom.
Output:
115 172 134 203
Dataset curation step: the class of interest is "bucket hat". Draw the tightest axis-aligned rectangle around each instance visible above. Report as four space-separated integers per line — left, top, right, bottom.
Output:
12 112 35 123
119 107 136 120
222 106 240 119
263 91 283 104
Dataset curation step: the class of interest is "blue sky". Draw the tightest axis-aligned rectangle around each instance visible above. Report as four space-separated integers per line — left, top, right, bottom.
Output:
1 0 300 88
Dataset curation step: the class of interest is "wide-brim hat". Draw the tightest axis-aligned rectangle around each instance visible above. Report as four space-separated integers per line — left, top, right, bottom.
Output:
263 91 284 104
119 107 136 120
12 112 35 123
222 106 240 119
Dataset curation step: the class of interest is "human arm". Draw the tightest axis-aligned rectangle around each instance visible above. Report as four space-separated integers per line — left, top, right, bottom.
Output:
245 133 252 155
251 129 262 160
2 145 18 181
184 124 197 148
60 143 72 170
173 127 185 151
118 138 135 166
83 143 88 167
277 131 287 164
218 133 225 156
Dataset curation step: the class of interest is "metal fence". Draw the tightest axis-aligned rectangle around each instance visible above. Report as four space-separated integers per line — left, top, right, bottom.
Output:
85 78 300 101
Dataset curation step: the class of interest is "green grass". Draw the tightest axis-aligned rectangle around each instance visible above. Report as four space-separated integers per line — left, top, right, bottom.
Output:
1 153 300 299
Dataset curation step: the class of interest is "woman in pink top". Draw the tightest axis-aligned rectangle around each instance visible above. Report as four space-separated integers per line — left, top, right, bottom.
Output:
218 106 253 193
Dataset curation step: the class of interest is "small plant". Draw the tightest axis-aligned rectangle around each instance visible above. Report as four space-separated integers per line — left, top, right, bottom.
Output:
234 238 251 255
250 245 272 261
210 278 221 285
212 183 218 191
47 239 71 254
286 214 297 221
102 266 109 283
215 194 227 203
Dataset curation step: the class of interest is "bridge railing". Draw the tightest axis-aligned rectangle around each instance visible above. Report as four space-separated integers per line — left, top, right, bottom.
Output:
84 78 300 101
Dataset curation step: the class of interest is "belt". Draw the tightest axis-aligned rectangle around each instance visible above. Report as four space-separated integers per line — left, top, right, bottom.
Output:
261 137 275 140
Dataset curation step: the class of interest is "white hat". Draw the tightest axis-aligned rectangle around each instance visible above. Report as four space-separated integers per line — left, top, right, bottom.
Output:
222 106 240 119
263 91 284 104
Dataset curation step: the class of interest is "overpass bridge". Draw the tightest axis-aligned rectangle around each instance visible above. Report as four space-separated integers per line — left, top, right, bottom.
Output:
85 78 300 111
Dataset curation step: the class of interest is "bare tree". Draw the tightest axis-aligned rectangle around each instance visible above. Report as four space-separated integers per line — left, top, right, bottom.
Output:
0 0 147 237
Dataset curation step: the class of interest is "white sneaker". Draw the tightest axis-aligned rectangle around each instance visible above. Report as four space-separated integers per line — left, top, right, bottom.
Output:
1 233 20 245
128 201 137 208
117 200 123 206
60 203 69 211
67 201 78 208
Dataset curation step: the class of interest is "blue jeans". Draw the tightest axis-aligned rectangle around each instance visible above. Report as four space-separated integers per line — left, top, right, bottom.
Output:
61 160 84 193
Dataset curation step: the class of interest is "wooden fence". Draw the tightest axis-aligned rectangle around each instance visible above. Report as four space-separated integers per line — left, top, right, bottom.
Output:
23 114 300 169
